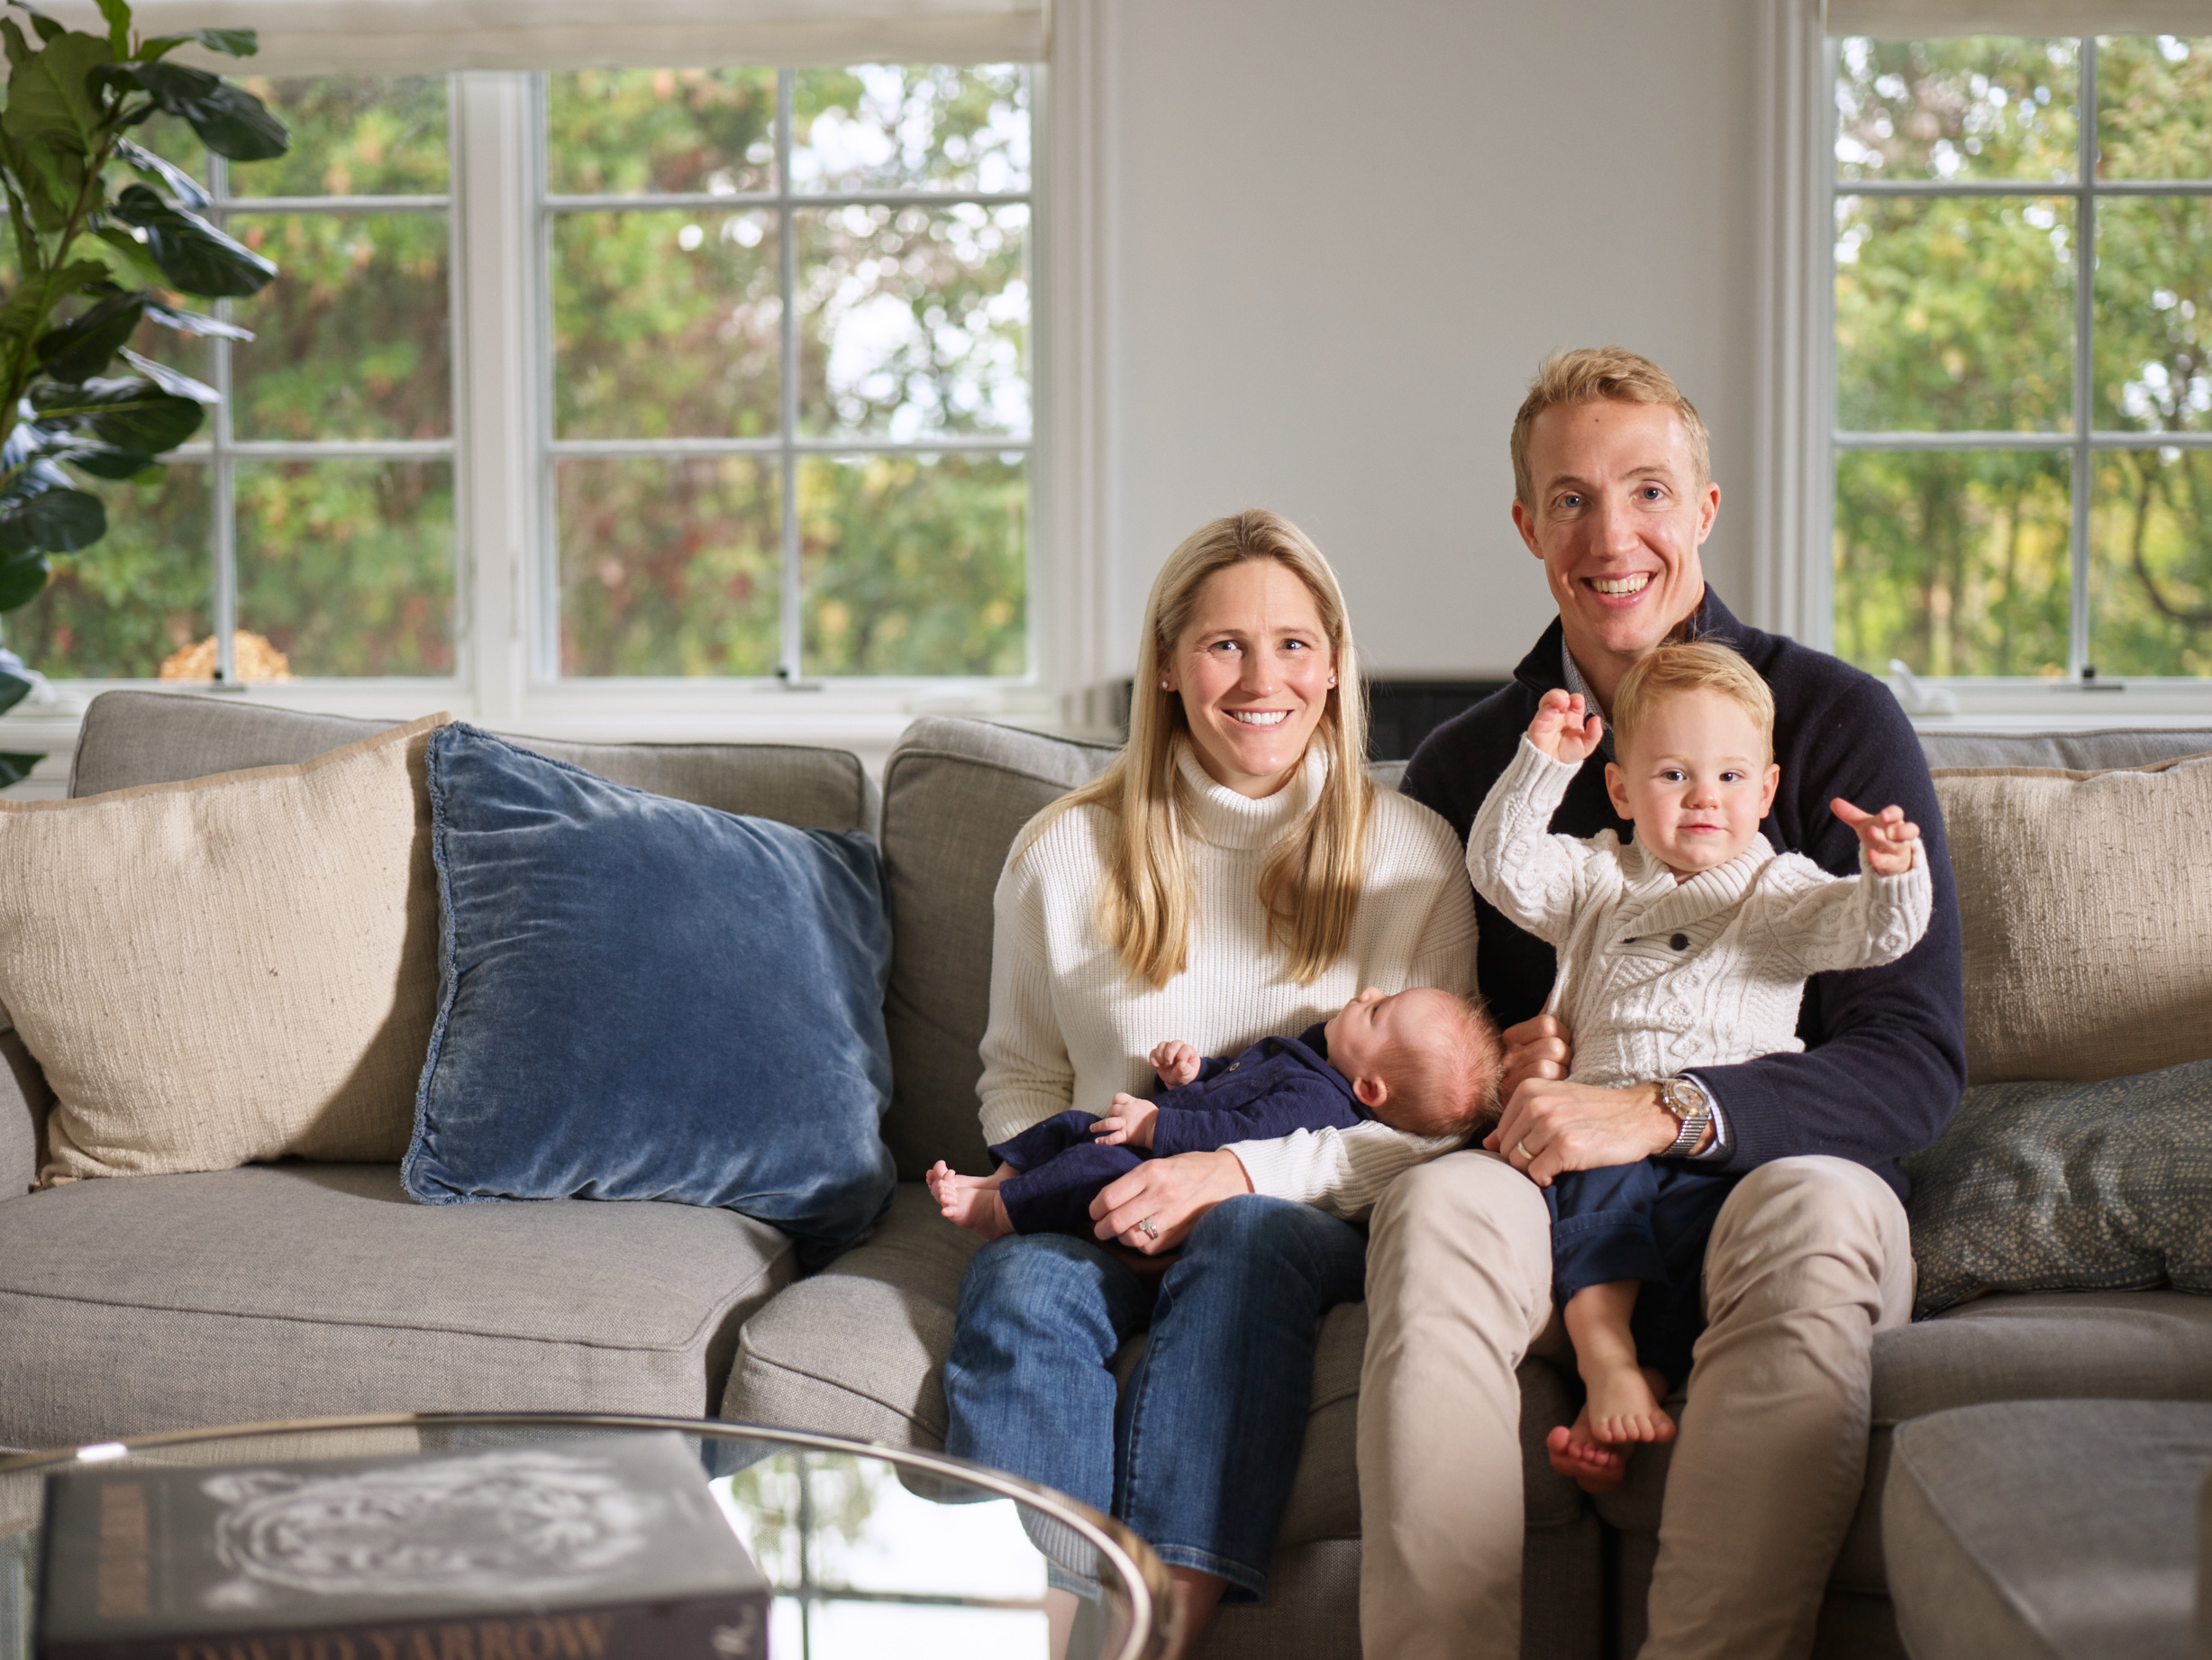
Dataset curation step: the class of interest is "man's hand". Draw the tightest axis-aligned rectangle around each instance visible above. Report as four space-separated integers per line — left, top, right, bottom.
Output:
1149 1039 1201 1089
1089 1148 1251 1253
1831 797 1921 877
1498 1013 1573 1103
1093 1092 1159 1148
1482 1076 1686 1187
1527 689 1606 766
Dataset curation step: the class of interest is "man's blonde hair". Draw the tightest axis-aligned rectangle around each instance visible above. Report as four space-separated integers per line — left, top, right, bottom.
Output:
1032 510 1372 990
1509 346 1712 508
1611 641 1775 765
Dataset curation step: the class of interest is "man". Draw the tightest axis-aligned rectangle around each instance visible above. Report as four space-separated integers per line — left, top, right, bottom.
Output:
1358 347 1965 1659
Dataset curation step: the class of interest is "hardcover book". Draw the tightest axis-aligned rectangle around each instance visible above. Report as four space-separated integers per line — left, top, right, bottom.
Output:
35 1433 769 1660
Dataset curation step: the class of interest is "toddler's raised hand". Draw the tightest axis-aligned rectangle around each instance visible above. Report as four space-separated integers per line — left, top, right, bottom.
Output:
1527 689 1605 766
1831 797 1922 876
1150 1038 1201 1088
1094 1092 1159 1149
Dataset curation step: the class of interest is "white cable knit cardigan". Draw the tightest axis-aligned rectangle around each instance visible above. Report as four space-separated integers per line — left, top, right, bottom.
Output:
1468 738 1933 1089
976 748 1479 1220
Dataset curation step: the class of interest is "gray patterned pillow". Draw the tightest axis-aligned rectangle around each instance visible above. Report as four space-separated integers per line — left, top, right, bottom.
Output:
1903 1059 2212 1318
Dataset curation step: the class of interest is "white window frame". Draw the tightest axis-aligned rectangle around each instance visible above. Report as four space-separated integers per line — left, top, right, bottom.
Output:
0 7 1120 779
1758 3 2212 725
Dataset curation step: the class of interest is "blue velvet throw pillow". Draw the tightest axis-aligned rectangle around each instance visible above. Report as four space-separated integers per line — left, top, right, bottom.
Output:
403 725 896 1266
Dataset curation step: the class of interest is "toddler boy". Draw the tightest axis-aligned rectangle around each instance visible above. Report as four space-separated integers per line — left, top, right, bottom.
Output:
1467 640 1931 1491
927 985 1501 1241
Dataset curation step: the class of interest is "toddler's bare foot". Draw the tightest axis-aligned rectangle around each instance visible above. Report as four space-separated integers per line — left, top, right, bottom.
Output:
1545 1413 1627 1494
1584 1363 1676 1449
926 1160 1014 1239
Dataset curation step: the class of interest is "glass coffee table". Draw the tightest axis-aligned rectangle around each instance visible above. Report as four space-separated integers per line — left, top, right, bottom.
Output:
0 1413 1171 1659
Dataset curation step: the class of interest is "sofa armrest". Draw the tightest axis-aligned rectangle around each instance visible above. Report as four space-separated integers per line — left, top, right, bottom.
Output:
0 1026 50 1199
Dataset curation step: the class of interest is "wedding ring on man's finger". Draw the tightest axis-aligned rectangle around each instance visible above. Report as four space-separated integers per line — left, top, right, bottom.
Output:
1137 1217 1159 1240
1515 1140 1533 1163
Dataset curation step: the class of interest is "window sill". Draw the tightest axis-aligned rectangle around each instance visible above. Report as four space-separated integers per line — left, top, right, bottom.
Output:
1890 676 2212 732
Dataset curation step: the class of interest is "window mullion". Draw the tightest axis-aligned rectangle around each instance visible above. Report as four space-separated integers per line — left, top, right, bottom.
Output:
777 68 802 681
210 151 236 687
2071 35 2098 681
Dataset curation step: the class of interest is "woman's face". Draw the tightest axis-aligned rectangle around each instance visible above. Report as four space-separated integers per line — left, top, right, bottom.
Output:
1164 558 1336 799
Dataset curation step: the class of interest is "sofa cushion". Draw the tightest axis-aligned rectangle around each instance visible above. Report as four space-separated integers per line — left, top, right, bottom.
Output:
69 691 878 833
403 726 896 1266
877 719 1115 1180
0 1163 797 1450
1933 752 2212 1083
8 715 448 1185
1904 1063 2212 1317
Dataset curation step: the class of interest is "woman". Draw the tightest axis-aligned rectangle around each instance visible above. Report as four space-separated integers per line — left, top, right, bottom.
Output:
941 510 1479 1651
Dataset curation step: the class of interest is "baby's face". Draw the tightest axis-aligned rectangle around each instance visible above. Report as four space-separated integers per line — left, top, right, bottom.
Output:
1324 986 1418 1082
1604 688 1780 877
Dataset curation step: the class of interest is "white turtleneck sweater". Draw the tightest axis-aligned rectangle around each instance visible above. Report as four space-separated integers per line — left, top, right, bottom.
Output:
1468 737 1933 1089
976 748 1479 1220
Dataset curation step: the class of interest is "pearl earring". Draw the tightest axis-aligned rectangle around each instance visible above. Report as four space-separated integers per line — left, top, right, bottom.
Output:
1327 674 1337 687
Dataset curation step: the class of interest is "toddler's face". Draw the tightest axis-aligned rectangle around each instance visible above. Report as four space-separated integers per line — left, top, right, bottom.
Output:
1604 687 1780 877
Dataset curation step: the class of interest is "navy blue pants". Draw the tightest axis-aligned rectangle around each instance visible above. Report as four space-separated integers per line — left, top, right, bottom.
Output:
1546 1159 1739 1389
991 1109 1145 1239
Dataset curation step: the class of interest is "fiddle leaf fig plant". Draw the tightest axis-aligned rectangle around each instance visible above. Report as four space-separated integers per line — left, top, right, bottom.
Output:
0 0 286 779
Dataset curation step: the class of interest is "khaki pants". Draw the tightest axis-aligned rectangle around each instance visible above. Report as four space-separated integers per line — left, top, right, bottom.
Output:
1357 1150 1912 1660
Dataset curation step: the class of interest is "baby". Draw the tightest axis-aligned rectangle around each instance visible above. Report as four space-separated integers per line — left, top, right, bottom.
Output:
1467 640 1931 1492
927 985 1502 1241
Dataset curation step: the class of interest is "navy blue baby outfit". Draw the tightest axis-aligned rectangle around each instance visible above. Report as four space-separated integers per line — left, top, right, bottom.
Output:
988 1025 1370 1238
1547 1163 1739 1388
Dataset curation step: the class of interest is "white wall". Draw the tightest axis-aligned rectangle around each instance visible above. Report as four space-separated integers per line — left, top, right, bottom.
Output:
1091 0 1763 680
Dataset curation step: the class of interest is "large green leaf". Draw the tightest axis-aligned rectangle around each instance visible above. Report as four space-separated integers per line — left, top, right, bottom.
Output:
0 554 52 610
0 31 111 153
117 344 214 402
31 373 204 451
93 0 128 58
107 184 274 296
128 62 286 161
141 296 249 339
139 27 258 61
0 752 45 784
0 17 29 73
113 135 207 209
0 659 37 716
0 487 101 554
33 286 141 381
33 433 154 478
86 221 168 288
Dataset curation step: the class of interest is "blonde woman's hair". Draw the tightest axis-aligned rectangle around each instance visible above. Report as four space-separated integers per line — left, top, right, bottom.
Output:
1038 509 1373 990
1611 641 1776 765
1509 346 1712 508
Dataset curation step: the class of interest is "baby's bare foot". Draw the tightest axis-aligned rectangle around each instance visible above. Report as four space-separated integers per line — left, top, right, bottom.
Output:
927 1161 1013 1238
1545 1413 1627 1495
1584 1364 1677 1449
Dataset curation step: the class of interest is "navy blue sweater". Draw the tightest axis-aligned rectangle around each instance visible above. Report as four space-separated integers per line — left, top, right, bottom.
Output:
1399 589 1966 1198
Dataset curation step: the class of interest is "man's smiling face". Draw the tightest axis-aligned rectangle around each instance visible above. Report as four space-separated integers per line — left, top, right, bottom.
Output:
1510 398 1720 704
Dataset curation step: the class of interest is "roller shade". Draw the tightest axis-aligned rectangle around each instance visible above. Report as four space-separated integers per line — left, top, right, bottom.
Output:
39 0 1047 73
1827 0 2212 38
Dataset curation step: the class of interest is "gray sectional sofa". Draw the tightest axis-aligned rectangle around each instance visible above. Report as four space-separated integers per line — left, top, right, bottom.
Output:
3 689 2209 1659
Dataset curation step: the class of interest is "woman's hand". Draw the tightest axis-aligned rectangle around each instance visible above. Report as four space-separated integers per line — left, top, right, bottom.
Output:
1088 1148 1252 1253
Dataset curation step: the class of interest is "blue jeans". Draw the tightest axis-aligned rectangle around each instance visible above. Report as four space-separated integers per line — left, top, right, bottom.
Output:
942 1193 1368 1601
1547 1157 1739 1388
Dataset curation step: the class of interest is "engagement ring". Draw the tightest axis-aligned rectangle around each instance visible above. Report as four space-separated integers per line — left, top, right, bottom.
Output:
1138 1217 1159 1240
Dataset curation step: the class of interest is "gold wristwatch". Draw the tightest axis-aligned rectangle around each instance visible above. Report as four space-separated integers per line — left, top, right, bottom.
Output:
1658 1074 1714 1158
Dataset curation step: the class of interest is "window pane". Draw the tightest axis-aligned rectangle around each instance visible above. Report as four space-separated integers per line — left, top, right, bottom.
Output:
800 452 1024 676
1834 450 2071 677
229 213 451 441
2090 447 2212 674
231 76 449 197
5 469 211 679
547 68 778 196
2096 36 2212 180
235 460 455 675
1834 37 2078 183
1835 194 2073 431
552 209 780 439
791 66 1030 195
558 457 780 676
2093 196 2212 433
797 204 1029 439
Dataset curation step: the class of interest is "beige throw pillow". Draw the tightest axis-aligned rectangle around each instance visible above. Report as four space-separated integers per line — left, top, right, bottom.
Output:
1 713 450 1184
1934 752 2212 1084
